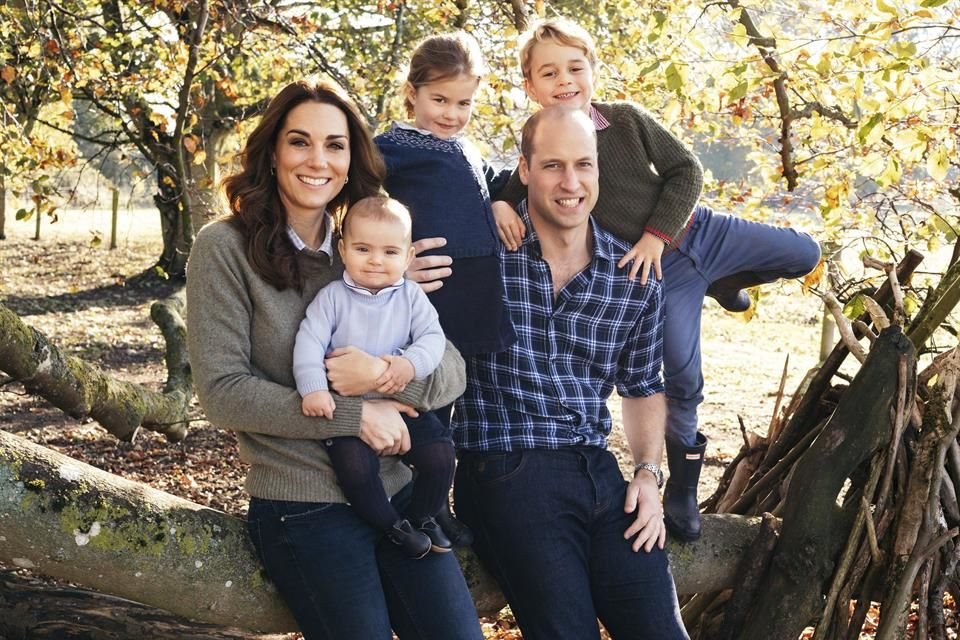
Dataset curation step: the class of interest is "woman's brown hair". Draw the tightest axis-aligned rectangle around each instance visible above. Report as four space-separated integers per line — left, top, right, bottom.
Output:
223 80 385 291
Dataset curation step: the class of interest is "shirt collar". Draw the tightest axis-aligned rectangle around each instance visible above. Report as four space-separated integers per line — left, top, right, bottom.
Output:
394 120 465 142
342 271 405 296
589 104 610 131
516 199 614 263
286 212 334 263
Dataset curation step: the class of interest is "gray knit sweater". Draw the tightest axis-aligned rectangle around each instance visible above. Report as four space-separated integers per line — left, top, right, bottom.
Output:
186 220 466 503
500 101 703 248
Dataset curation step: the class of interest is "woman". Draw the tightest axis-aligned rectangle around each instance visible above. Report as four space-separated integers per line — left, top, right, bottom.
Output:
185 80 482 640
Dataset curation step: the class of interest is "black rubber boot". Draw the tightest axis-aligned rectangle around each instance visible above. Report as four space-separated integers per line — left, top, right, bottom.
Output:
663 433 707 542
705 271 759 312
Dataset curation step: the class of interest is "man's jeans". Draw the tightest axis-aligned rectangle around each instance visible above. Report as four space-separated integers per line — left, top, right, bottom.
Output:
246 483 483 640
662 204 821 446
455 446 689 640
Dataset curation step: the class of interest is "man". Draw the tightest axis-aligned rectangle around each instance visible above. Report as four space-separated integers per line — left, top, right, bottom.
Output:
449 106 688 639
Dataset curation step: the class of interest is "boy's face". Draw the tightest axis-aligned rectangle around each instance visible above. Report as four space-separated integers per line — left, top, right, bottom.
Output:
338 215 415 292
523 40 595 114
406 74 479 140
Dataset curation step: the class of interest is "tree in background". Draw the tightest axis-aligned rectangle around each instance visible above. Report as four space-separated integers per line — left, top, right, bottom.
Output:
2 0 958 284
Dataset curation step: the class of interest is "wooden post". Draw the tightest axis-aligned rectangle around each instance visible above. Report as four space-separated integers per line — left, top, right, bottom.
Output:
110 187 119 250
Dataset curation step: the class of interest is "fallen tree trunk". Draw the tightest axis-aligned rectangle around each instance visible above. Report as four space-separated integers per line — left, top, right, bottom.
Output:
0 428 761 632
0 299 190 442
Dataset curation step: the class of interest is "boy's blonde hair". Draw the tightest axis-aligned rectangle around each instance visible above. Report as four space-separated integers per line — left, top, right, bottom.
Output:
404 31 487 115
519 17 598 80
340 196 413 244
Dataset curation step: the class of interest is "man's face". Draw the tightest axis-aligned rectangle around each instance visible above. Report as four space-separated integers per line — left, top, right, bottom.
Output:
519 118 599 235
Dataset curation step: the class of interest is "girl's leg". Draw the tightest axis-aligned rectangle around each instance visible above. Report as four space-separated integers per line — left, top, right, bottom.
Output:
246 497 393 640
402 411 455 521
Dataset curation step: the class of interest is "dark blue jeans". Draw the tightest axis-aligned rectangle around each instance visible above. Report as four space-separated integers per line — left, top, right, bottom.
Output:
454 447 689 640
246 483 482 640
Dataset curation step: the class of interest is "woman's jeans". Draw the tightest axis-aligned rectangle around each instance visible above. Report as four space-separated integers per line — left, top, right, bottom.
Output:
246 483 483 640
454 446 689 640
662 204 821 446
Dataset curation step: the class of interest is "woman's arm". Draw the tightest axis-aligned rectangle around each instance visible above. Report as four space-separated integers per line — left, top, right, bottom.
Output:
186 224 363 440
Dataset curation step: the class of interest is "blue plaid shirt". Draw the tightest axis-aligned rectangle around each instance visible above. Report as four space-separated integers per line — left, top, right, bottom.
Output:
453 201 665 452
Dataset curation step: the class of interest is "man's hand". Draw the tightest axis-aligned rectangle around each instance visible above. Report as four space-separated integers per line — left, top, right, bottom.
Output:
301 390 336 419
376 355 415 395
407 237 452 293
623 471 666 552
492 201 525 251
618 233 665 284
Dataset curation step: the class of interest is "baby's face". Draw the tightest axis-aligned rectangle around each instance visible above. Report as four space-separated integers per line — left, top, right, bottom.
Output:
338 216 414 292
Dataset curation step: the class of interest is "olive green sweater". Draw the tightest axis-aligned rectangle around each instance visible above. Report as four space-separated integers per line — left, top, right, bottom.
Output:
186 220 466 504
500 101 704 248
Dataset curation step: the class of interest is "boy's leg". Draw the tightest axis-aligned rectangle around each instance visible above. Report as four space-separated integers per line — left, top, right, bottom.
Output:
325 436 399 530
586 450 689 640
689 205 821 303
401 411 456 521
661 224 712 541
454 449 603 640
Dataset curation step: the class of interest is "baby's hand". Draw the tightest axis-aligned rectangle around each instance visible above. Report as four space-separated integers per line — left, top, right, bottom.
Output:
492 201 525 251
302 390 336 419
376 356 415 395
618 233 666 284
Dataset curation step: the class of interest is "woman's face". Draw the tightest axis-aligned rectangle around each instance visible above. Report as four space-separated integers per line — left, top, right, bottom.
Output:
273 101 351 222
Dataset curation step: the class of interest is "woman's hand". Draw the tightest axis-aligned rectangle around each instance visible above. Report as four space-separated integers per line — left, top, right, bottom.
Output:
492 201 525 251
407 237 452 293
618 233 666 284
360 399 417 456
325 347 388 396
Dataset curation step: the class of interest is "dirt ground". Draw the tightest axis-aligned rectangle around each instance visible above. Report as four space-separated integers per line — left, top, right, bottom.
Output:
0 214 826 638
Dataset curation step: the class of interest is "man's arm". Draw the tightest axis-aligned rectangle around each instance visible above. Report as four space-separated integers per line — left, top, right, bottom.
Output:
621 393 667 552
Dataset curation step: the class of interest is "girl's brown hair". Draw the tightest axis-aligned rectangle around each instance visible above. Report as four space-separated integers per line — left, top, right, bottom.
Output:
404 31 486 115
223 80 385 291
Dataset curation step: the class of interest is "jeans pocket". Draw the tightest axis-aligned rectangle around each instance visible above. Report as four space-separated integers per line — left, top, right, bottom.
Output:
471 451 527 486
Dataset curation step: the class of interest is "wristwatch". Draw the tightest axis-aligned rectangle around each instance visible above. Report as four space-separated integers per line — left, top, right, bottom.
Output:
633 462 664 488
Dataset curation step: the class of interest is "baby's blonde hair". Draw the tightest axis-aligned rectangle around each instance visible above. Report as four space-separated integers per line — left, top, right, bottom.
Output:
341 196 412 244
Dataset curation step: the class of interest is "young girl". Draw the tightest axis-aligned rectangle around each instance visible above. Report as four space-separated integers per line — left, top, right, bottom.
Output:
375 32 516 544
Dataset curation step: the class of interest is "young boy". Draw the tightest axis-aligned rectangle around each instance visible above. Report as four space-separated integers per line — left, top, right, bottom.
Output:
293 196 455 558
493 18 821 541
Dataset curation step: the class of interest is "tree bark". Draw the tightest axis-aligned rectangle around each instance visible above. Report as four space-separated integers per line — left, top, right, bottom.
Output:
737 327 918 640
0 428 762 631
0 299 190 442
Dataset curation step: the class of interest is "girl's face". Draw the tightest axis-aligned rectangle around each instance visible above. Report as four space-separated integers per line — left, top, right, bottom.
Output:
523 39 595 114
406 74 479 139
272 101 350 224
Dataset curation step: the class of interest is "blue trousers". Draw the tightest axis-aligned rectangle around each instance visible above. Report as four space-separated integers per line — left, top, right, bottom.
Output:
246 482 483 640
663 205 821 446
454 447 688 640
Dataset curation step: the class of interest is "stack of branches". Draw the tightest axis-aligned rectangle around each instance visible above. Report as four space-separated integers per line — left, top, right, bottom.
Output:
684 250 960 640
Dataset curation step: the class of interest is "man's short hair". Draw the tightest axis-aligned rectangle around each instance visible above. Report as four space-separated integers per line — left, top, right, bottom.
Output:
520 106 597 161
